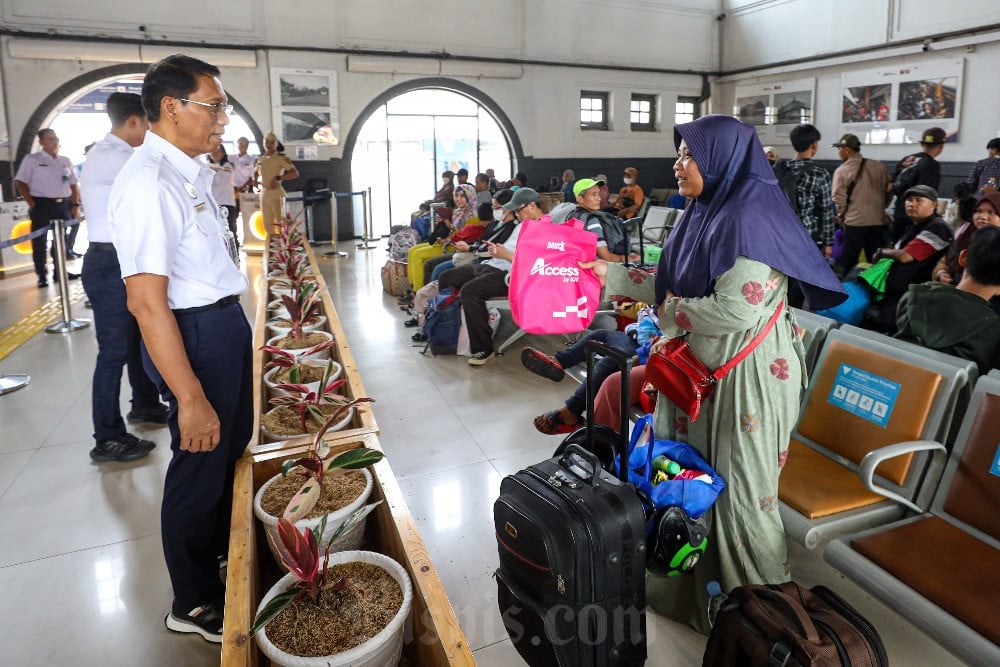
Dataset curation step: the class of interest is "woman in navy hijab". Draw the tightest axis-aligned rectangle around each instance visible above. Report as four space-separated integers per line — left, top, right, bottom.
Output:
587 114 844 633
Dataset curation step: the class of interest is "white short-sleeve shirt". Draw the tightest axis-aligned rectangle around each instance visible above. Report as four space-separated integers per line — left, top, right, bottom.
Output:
231 152 255 189
109 131 248 310
14 149 78 198
80 132 134 243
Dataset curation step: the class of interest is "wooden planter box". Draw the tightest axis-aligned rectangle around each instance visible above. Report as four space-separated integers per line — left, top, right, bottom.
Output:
222 436 475 666
250 242 378 455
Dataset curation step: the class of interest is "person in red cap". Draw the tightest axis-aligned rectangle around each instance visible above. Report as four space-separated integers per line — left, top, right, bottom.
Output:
888 126 946 242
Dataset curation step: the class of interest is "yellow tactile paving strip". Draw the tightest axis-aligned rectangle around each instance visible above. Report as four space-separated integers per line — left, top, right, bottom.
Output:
0 283 87 362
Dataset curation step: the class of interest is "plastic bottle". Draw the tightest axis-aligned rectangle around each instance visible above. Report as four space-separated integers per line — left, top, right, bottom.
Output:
651 455 682 477
707 580 727 628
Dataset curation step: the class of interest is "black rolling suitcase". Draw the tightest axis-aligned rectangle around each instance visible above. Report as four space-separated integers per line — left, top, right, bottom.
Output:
494 340 647 666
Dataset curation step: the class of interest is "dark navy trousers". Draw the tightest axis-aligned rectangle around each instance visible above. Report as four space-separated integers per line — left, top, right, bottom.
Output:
141 302 253 612
28 197 70 280
81 245 161 442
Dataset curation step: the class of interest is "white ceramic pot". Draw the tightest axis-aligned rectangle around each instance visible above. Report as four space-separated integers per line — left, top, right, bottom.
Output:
260 406 355 443
265 331 334 361
254 466 373 563
255 550 412 667
263 361 343 400
266 315 328 339
267 299 290 320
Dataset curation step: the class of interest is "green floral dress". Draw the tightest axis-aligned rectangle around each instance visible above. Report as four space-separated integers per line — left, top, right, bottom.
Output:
606 257 806 633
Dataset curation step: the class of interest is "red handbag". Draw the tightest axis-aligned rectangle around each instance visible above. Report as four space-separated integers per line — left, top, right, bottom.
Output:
644 301 784 422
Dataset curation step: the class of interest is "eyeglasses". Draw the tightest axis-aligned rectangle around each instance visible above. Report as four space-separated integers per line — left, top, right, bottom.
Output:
178 98 234 117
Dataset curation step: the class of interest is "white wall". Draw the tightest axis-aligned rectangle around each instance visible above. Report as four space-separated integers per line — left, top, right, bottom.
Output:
0 1 717 164
714 0 1000 162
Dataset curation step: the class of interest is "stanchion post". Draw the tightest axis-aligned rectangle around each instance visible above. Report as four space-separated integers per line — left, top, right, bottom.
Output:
356 186 379 250
323 190 348 258
45 218 90 334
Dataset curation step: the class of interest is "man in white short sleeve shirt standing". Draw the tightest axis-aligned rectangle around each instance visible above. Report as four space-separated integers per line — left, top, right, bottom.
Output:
109 54 251 644
80 91 167 464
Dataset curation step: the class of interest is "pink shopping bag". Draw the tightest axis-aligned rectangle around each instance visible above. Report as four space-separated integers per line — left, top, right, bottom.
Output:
508 218 602 334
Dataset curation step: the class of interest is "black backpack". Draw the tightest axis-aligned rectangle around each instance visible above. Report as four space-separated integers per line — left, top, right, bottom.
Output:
573 207 629 256
773 160 801 217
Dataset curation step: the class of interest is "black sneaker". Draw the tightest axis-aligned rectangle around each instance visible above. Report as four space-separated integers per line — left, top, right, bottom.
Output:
468 350 493 366
521 347 566 382
403 317 419 327
90 433 156 462
127 404 169 424
165 601 224 643
37 278 48 288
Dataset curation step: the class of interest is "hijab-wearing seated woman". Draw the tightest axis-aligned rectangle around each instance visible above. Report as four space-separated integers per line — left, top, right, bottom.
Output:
585 114 845 633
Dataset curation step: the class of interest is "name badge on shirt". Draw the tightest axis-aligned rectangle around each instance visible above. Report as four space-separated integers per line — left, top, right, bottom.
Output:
195 202 208 213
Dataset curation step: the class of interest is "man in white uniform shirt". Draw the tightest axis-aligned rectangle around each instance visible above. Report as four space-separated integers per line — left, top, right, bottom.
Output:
14 128 81 286
81 92 167 463
109 54 251 643
231 136 256 192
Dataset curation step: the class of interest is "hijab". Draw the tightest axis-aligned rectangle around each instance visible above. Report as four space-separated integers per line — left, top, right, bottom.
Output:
452 183 478 229
656 115 846 311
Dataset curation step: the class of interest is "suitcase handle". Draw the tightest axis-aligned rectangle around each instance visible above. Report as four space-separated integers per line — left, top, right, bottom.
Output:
584 339 633 483
558 443 603 486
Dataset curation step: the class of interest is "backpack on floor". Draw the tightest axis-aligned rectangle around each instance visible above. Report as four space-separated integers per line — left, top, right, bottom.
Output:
773 159 801 217
388 227 421 263
704 581 887 667
380 259 412 297
420 287 462 356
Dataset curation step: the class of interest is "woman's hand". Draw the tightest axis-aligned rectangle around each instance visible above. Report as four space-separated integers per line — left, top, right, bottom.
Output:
454 241 470 252
579 259 609 287
649 335 667 356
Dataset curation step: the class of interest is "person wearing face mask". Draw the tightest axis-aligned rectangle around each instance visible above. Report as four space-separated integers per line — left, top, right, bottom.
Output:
614 166 644 219
581 115 845 633
763 146 779 166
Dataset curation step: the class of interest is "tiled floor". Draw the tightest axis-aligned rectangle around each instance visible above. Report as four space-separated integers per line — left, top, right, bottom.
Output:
0 241 966 665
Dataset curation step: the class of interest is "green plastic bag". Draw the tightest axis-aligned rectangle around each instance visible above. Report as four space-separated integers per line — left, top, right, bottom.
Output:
858 257 893 300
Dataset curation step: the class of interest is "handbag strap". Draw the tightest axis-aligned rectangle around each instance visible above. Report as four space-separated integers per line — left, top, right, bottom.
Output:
842 158 866 218
710 300 785 382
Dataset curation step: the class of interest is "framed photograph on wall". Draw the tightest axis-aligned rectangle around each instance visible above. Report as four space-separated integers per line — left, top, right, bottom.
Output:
270 68 339 146
733 78 815 145
839 58 963 145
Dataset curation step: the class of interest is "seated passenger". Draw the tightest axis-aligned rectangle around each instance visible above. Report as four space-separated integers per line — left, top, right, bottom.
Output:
614 166 644 220
896 225 1000 373
571 178 641 264
427 183 478 244
436 187 540 366
874 185 953 334
594 173 611 209
932 191 1000 285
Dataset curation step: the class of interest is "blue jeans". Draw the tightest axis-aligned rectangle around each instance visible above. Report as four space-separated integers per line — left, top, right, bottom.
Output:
558 329 638 417
430 258 455 282
81 245 161 441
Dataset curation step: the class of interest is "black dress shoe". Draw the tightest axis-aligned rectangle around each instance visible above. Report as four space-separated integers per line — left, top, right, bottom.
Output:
411 332 428 342
404 317 418 327
37 278 48 287
66 272 81 280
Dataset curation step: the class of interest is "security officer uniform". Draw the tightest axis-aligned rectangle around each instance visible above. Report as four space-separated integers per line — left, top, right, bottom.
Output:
14 147 79 285
255 151 294 229
109 130 251 616
80 132 163 448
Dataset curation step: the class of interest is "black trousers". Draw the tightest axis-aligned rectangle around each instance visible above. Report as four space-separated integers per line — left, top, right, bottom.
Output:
28 197 71 280
438 263 508 355
839 225 888 274
141 301 253 611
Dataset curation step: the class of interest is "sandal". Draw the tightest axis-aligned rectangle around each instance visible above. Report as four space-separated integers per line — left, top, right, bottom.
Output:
533 410 582 435
521 347 565 382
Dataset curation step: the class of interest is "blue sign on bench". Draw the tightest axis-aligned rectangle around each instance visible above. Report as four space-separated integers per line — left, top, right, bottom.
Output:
827 363 900 427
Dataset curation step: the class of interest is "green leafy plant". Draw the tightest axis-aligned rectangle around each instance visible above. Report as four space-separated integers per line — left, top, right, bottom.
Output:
250 502 381 635
278 281 324 342
275 412 383 521
268 362 369 434
261 341 336 385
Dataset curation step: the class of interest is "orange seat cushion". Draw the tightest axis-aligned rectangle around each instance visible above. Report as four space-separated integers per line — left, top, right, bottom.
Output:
796 341 941 485
852 515 1000 645
779 440 886 519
